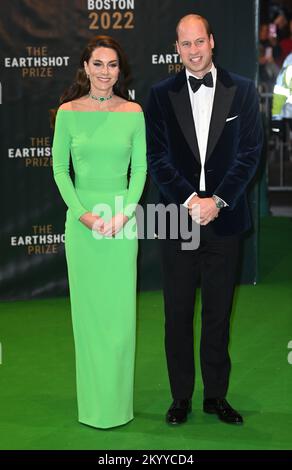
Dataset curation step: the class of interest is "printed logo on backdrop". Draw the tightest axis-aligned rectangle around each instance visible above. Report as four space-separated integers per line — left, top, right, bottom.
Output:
4 46 69 78
87 0 135 31
8 137 52 168
11 225 64 255
152 43 183 74
128 89 135 100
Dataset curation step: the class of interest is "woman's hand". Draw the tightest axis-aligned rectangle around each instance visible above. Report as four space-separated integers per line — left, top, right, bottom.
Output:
79 212 105 233
102 213 129 237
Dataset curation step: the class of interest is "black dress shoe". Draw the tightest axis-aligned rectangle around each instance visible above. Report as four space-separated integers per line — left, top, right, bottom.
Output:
166 399 192 425
203 398 243 425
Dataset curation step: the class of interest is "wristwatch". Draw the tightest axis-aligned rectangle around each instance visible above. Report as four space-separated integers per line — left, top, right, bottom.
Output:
212 194 225 209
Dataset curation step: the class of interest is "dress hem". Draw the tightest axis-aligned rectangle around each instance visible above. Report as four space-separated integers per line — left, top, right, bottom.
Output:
78 415 134 430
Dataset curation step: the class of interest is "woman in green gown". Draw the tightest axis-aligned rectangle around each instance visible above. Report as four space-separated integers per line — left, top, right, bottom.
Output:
52 36 147 429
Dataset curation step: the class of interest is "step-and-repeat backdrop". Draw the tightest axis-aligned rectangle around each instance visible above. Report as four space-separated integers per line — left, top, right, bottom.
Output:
0 0 260 300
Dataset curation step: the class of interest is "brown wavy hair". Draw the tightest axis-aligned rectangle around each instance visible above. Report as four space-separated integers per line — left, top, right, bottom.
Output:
50 35 131 126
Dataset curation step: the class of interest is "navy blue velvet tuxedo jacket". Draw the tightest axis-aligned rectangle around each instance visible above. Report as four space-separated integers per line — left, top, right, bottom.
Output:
145 67 263 236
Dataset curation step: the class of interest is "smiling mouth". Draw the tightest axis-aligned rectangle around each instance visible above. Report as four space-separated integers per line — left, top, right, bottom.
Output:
190 57 202 63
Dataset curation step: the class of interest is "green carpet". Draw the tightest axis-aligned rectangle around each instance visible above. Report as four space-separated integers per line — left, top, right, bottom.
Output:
0 216 291 450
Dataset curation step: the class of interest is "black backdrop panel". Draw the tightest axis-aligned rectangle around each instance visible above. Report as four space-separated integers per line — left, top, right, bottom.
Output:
0 0 259 300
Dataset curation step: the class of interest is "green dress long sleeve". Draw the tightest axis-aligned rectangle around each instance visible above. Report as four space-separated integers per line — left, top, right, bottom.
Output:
52 109 147 429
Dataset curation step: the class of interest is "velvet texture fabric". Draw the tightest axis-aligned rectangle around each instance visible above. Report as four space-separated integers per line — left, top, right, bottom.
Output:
146 67 263 236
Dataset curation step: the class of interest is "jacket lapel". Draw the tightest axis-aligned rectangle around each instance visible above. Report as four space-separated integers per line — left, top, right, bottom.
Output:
168 71 201 164
206 67 237 161
168 68 237 164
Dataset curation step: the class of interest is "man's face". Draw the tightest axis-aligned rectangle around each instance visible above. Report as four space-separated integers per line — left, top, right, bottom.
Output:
176 19 214 78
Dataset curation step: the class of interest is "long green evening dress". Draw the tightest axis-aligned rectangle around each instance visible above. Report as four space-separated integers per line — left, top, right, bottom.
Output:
52 109 147 429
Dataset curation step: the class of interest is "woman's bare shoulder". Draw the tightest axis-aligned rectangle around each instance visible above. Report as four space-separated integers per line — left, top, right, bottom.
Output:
59 102 73 111
59 97 89 111
124 101 143 112
115 98 142 113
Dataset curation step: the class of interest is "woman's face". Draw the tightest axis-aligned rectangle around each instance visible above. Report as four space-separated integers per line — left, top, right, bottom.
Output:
84 47 120 94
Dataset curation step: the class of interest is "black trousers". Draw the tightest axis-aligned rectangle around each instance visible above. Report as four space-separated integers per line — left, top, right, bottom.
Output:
159 224 240 400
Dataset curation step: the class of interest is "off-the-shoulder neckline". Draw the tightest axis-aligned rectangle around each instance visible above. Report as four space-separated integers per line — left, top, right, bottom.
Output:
58 109 144 114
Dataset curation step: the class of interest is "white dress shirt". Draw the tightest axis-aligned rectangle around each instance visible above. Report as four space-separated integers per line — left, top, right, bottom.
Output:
187 64 216 191
183 64 228 208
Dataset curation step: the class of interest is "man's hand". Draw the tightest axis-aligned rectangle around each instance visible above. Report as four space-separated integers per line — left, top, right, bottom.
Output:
188 197 219 225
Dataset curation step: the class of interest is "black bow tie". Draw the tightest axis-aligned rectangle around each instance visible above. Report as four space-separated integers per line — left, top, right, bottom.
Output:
188 72 213 93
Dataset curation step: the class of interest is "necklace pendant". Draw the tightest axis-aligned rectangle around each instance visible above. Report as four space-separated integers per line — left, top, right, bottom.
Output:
89 92 113 102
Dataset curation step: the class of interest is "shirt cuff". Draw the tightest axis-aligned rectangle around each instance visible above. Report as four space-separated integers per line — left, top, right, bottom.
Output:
183 192 198 208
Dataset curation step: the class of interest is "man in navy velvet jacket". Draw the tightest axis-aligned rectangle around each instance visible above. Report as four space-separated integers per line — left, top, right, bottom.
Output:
146 14 263 426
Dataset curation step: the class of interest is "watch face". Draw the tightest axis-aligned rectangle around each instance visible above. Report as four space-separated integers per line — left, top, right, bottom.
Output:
213 196 224 208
